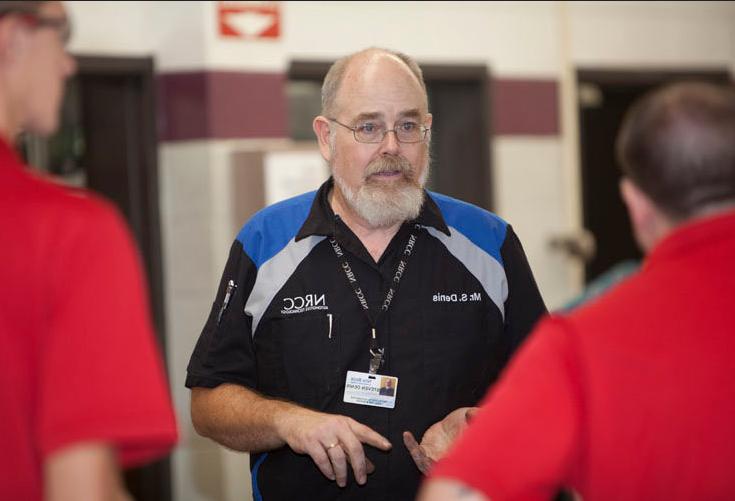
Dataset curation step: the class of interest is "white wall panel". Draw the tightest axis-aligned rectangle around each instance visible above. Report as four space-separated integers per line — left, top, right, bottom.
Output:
67 1 208 70
569 1 735 71
493 137 574 310
202 1 561 76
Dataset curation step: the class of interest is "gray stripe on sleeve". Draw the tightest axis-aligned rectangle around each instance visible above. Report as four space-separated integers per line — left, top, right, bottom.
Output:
245 235 326 335
423 225 508 319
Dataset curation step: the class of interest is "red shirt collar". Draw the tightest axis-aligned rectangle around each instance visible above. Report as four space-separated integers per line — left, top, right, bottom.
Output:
646 209 735 268
0 136 25 171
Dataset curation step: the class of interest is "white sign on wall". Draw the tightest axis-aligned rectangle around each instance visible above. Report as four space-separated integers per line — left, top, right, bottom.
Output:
217 1 281 40
264 150 329 205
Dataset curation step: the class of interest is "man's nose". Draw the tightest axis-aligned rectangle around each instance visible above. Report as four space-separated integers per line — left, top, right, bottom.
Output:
379 129 401 155
64 52 77 77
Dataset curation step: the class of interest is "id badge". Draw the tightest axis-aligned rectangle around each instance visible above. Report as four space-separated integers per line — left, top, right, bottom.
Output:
343 370 398 409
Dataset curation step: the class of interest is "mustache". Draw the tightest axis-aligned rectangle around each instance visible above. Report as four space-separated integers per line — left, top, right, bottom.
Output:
365 155 414 178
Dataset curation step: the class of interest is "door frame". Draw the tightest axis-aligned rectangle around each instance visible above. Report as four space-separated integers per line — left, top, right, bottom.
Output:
576 67 732 282
75 55 170 501
75 55 164 347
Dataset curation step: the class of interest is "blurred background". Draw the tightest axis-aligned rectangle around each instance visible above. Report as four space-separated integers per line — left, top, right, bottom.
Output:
19 1 735 499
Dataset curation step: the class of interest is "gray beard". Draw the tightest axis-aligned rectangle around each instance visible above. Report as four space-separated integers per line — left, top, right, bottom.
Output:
332 156 427 229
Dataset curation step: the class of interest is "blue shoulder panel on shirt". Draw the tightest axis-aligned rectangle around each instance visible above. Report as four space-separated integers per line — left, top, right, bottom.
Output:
236 191 317 268
428 191 508 266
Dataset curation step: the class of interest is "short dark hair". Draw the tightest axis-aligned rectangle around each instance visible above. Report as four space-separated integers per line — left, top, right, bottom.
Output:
616 81 735 221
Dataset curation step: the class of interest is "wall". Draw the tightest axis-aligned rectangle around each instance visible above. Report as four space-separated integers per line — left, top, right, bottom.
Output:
65 2 735 500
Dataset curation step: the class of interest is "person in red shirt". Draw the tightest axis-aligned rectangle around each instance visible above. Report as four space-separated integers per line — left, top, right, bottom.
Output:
419 81 735 500
0 2 177 500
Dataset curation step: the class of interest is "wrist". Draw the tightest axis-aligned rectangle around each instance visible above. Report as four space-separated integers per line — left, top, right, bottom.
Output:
271 400 308 444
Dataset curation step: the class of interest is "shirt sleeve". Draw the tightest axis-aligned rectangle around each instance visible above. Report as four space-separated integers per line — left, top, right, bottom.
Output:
185 239 258 389
500 225 548 364
430 317 583 500
38 199 177 468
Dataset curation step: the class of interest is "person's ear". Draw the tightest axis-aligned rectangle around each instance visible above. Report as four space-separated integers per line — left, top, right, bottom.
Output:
620 177 657 252
620 178 643 225
313 116 333 162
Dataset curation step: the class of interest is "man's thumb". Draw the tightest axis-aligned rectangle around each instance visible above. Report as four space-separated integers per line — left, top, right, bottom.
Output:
465 407 480 423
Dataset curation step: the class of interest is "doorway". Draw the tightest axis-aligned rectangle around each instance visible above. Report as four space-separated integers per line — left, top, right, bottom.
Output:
19 55 170 501
577 69 731 283
423 65 492 210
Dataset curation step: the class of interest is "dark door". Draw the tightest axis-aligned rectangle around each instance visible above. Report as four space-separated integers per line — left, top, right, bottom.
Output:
424 66 492 210
19 55 170 501
577 70 731 282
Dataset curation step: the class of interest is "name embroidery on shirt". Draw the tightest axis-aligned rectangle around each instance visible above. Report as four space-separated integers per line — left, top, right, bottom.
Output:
432 292 482 303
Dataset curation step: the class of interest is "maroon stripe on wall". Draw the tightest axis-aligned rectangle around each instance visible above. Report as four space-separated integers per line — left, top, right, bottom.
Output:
157 72 208 141
492 79 559 136
157 71 287 141
157 71 558 141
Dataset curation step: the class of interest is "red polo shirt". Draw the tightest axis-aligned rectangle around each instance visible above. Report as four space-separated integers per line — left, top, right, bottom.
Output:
432 210 735 500
0 139 177 499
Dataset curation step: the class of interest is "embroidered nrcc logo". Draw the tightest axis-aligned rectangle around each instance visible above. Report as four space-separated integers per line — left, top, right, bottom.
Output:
280 293 328 315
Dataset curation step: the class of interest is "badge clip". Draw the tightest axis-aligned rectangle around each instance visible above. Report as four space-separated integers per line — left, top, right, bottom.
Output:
369 328 384 374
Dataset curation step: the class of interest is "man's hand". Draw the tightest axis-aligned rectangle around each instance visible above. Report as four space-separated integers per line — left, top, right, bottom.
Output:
44 442 133 501
403 407 479 474
418 478 490 501
276 407 392 487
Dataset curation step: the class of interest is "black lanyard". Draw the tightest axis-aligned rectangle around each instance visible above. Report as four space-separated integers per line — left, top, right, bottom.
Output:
329 227 419 373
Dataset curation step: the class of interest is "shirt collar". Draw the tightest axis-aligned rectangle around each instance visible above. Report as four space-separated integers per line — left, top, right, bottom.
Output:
295 177 450 241
645 208 735 269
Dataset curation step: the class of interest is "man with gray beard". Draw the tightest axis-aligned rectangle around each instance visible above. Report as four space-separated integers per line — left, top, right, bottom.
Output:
186 47 546 500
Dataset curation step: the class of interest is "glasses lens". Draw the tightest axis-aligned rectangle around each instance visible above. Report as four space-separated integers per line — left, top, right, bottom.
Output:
22 13 71 45
348 120 427 144
355 123 386 143
395 123 424 143
41 17 71 45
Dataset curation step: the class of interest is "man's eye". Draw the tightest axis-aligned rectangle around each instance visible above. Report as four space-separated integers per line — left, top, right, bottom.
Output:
358 123 378 134
399 121 418 131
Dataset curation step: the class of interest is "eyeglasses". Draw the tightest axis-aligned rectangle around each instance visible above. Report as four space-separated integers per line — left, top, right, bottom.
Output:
0 10 72 46
329 118 430 144
21 13 72 46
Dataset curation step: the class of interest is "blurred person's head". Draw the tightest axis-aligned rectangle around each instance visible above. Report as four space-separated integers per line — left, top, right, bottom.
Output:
616 82 735 251
313 48 432 229
0 1 76 139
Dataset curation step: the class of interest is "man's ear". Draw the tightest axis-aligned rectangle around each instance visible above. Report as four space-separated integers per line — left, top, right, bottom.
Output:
620 178 646 227
313 116 333 162
620 177 659 252
424 112 433 129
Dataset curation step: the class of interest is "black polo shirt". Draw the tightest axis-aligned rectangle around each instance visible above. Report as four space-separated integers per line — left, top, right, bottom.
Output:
186 178 546 500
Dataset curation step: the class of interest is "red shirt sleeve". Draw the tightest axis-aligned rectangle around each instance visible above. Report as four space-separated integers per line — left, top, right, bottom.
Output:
430 316 583 500
37 197 177 467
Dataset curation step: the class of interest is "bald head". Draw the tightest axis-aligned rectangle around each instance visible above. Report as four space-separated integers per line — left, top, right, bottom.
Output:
321 48 428 118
